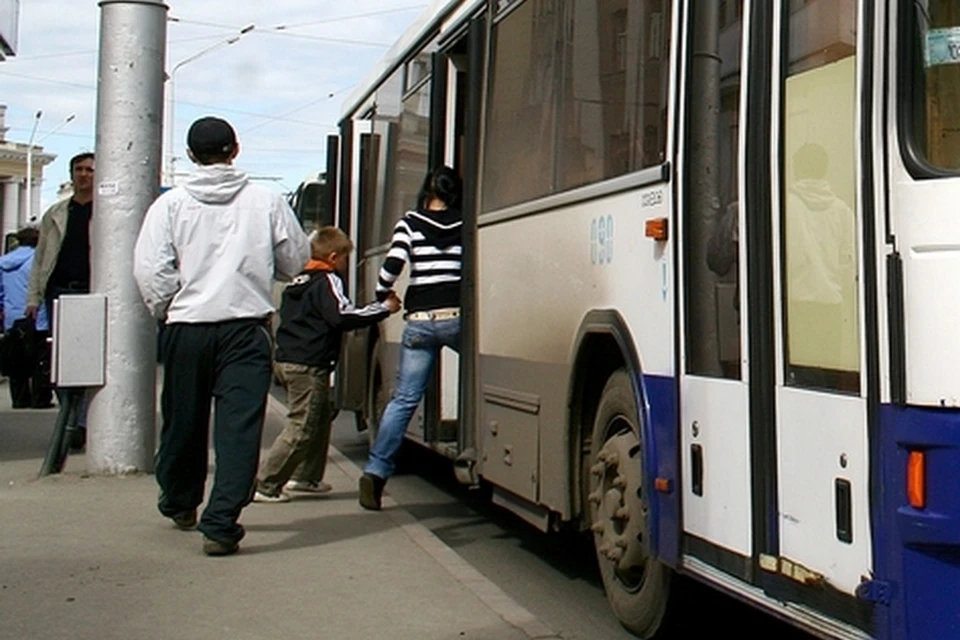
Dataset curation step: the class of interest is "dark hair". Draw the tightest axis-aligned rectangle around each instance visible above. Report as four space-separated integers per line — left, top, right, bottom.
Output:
16 227 39 247
70 152 95 173
417 165 462 210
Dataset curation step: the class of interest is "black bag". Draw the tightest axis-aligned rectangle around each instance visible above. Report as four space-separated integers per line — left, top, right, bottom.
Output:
0 318 37 378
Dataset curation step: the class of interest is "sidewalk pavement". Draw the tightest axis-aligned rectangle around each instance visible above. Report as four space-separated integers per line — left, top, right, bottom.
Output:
0 378 557 640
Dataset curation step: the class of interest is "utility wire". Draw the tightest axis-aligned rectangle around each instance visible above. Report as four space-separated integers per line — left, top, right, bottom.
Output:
0 70 335 129
9 34 243 62
170 6 425 32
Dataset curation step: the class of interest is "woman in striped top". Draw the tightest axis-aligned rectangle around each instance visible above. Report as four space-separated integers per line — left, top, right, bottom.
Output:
359 165 463 510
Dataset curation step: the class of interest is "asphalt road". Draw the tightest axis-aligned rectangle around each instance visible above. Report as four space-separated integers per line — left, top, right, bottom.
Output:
318 402 815 640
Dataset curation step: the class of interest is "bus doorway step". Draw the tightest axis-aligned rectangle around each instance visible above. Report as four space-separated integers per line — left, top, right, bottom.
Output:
454 448 479 486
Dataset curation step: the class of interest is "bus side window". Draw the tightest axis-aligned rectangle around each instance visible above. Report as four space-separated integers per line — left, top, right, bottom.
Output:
905 1 960 171
683 1 744 381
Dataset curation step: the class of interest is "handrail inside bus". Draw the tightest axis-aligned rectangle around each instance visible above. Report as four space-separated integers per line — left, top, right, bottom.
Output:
478 163 670 228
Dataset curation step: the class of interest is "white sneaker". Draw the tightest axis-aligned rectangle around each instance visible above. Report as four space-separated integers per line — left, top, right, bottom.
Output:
253 490 290 503
285 480 332 494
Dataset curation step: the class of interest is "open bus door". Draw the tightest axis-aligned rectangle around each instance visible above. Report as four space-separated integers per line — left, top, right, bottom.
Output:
337 121 382 426
436 14 485 485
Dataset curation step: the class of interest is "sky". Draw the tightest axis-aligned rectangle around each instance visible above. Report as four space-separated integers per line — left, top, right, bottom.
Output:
0 1 429 210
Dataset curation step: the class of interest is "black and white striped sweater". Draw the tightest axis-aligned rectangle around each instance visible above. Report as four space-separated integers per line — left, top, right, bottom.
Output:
376 208 462 313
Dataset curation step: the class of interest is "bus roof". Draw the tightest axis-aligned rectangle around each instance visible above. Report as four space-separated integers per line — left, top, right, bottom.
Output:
339 0 482 123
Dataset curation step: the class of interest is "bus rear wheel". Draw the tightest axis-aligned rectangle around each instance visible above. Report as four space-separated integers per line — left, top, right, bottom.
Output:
586 369 671 639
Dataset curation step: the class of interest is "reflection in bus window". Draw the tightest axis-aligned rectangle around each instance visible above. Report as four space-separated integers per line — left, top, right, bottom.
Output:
482 0 672 212
685 0 743 380
906 1 960 170
364 66 432 249
386 78 432 239
783 0 860 393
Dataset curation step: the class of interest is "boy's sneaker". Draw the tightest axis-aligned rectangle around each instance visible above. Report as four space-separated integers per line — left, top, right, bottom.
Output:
285 480 332 494
253 490 290 503
202 536 239 556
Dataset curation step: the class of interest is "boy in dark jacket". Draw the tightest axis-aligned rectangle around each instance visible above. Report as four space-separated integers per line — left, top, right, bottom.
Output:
254 227 400 502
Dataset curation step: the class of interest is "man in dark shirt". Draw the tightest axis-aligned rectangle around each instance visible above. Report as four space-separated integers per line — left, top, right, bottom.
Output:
26 152 95 314
44 197 92 298
25 152 95 449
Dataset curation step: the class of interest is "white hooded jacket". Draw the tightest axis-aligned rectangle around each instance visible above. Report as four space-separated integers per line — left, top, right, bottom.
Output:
133 164 310 323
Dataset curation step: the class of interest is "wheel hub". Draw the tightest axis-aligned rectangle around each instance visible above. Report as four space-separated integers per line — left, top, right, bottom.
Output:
589 430 648 585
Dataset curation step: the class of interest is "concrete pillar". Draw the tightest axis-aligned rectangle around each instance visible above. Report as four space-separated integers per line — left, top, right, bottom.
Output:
2 178 20 250
86 0 168 474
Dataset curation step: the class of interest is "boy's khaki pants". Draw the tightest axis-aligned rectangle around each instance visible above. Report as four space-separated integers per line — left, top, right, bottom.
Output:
257 362 332 496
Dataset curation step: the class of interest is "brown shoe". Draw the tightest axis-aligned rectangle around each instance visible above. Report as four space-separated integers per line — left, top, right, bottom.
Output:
202 536 239 556
358 473 385 511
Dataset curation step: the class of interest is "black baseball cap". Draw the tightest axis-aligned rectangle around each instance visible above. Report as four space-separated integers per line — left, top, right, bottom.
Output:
187 116 237 158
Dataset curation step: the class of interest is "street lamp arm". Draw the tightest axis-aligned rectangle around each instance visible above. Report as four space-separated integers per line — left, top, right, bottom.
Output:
172 36 238 74
37 114 77 146
168 24 255 76
163 23 255 187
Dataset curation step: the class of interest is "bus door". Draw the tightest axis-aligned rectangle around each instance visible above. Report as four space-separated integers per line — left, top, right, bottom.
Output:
337 116 386 423
763 0 872 618
427 15 484 481
678 0 753 579
680 1 873 625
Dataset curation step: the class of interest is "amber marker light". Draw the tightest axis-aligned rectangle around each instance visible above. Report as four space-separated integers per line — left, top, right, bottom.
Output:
907 451 926 509
645 218 668 241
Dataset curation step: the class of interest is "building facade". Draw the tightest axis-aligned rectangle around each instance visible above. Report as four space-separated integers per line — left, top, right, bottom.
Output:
0 105 55 251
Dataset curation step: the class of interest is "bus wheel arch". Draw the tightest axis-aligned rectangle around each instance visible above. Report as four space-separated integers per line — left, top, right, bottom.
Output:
569 313 671 638
588 369 671 638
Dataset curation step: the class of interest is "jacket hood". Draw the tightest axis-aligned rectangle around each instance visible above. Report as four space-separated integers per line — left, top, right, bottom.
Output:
284 267 330 302
0 246 33 272
182 164 249 204
790 179 840 212
411 207 462 249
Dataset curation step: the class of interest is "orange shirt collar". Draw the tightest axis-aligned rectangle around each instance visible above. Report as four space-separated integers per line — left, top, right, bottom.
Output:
305 258 335 272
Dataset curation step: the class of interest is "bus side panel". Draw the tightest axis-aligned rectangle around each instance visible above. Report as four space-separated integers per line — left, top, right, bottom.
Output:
878 405 960 640
476 183 675 524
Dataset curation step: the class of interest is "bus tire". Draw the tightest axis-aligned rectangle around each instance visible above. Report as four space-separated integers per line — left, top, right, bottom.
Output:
586 368 670 639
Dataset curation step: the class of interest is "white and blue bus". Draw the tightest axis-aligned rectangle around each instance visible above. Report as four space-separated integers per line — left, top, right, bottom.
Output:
322 1 960 637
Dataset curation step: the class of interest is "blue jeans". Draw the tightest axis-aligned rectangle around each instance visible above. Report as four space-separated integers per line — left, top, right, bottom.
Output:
364 317 460 480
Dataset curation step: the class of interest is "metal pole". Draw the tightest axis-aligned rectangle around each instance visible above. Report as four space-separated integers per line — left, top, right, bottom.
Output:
165 72 175 186
24 110 41 226
88 0 167 474
686 1 723 377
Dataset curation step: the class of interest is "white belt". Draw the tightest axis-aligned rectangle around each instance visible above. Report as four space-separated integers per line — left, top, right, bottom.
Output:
406 307 460 321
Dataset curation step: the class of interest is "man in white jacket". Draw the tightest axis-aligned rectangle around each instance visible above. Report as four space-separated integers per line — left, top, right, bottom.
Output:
133 116 310 556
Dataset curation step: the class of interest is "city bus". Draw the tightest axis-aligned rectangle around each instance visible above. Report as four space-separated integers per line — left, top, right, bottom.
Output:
287 170 334 233
322 1 960 638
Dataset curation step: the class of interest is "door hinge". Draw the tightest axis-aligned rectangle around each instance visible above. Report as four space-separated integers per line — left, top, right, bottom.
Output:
855 578 893 606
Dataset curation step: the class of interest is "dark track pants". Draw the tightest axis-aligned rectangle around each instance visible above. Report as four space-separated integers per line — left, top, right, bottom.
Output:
156 319 272 544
